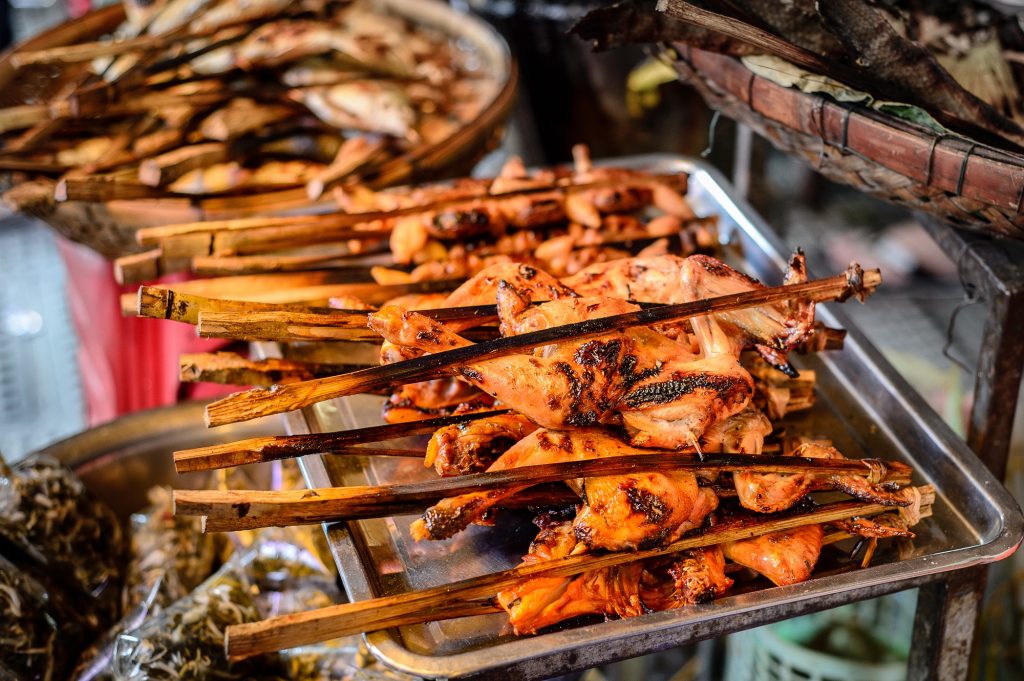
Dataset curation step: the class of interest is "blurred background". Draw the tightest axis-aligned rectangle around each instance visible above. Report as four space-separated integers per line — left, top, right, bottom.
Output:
1 1 1022 679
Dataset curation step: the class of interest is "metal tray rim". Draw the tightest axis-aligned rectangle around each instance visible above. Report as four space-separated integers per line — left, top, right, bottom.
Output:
289 154 1023 680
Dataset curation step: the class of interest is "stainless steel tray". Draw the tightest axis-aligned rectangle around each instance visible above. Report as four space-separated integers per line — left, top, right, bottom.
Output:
282 155 1023 680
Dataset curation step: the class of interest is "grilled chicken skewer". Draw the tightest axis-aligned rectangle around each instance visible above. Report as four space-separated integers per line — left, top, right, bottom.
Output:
223 488 933 658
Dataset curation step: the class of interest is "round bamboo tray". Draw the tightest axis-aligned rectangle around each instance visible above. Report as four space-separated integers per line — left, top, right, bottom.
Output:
0 1 517 258
671 44 1024 240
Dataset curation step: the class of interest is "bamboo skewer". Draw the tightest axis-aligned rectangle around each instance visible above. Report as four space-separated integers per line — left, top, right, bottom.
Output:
195 310 501 343
134 285 497 325
128 277 463 318
138 142 229 187
189 246 373 276
179 352 371 386
173 409 512 472
174 453 913 529
204 265 881 426
196 310 371 338
11 29 191 66
224 488 933 659
135 285 341 324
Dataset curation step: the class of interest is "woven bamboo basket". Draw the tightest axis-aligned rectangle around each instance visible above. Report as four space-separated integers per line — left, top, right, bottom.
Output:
0 1 517 258
670 44 1024 241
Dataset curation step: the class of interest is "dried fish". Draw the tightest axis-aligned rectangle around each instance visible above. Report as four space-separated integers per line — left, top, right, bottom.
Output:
0 454 125 626
0 554 67 681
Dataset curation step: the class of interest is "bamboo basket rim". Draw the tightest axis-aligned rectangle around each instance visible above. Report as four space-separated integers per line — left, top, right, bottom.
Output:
671 43 1024 239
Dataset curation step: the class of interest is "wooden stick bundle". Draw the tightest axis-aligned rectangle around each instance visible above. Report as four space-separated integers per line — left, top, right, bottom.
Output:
132 171 687 248
174 453 912 530
203 265 881 426
224 488 934 659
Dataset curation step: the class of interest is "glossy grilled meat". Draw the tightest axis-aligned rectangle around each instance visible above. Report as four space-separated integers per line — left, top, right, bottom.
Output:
563 253 815 372
497 519 646 634
666 547 734 605
497 519 732 634
734 442 916 514
410 428 718 549
369 294 754 446
369 305 632 429
723 524 824 586
574 468 719 550
424 413 538 476
698 407 773 454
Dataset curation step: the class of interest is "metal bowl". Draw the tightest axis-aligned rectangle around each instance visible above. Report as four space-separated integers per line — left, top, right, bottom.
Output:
35 401 281 520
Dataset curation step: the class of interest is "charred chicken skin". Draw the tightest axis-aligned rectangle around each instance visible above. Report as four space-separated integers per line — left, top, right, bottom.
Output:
563 252 815 373
368 293 754 449
424 413 538 476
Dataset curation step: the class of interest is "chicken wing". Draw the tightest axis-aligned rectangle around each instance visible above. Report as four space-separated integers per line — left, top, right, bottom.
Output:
734 442 916 514
424 413 538 476
498 519 732 634
496 518 646 634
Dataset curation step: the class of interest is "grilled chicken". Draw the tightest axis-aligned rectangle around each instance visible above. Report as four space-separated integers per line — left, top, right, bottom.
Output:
411 428 718 550
497 518 646 634
573 465 719 550
425 413 538 476
635 547 733 612
734 442 916 514
832 514 915 539
369 281 754 447
698 407 773 454
723 524 824 586
563 252 815 373
497 518 732 634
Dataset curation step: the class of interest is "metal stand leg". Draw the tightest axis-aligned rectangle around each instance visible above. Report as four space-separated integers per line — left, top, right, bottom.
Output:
907 568 989 681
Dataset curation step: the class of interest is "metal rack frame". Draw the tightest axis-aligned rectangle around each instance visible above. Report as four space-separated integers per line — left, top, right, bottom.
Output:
906 217 1024 680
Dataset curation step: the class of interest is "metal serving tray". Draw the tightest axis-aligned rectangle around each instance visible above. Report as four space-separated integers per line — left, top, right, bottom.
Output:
282 155 1023 680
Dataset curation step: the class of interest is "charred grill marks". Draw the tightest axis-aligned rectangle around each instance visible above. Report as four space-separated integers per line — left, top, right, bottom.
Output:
621 372 750 409
623 484 670 525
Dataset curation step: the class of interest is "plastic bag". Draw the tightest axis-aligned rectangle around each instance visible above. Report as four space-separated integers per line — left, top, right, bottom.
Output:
239 528 340 618
112 562 285 681
236 528 417 681
122 486 217 611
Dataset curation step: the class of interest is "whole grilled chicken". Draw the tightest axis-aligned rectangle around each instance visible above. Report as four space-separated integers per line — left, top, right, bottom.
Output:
411 428 718 551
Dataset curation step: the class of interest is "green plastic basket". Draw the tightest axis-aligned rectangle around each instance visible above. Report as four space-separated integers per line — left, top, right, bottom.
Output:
724 590 917 681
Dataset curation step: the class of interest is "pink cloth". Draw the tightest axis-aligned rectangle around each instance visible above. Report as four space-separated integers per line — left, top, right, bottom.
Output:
57 237 232 425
